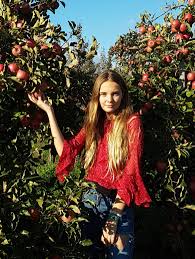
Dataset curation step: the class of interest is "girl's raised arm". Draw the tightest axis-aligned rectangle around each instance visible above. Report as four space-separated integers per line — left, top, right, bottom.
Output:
28 92 64 156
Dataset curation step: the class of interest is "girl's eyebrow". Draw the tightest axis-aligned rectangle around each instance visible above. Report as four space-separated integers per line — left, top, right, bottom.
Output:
100 90 120 93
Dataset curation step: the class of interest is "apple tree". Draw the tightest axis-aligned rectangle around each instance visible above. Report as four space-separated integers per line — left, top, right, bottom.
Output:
0 0 97 258
109 0 195 257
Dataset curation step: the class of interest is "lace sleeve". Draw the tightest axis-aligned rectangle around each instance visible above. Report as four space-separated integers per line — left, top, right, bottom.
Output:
115 115 151 206
55 128 86 182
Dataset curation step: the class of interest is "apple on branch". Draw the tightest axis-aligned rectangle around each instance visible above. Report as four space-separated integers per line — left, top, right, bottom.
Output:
191 81 195 90
183 13 194 24
187 72 195 81
171 19 181 29
8 63 19 74
12 45 23 56
139 25 146 34
188 0 195 5
26 39 36 48
16 69 29 81
0 64 4 72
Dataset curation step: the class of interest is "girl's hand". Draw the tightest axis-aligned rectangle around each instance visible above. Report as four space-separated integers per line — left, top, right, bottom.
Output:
101 220 118 246
28 92 53 114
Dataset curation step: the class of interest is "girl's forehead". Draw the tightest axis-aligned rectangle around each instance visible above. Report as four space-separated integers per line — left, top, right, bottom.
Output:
100 80 121 91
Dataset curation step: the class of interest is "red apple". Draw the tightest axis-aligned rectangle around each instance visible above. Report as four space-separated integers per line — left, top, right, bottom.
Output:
139 25 146 34
171 26 178 33
175 33 184 43
8 63 19 74
183 13 194 24
188 0 195 5
41 45 52 58
26 39 36 48
171 19 181 29
179 23 187 32
148 25 155 33
191 81 195 89
40 44 49 50
187 72 195 81
28 208 40 222
155 160 167 173
39 81 49 91
60 210 75 223
20 115 31 127
138 81 144 88
183 33 191 40
142 73 150 82
149 66 156 73
52 43 62 55
30 119 41 129
16 20 24 28
172 129 180 140
12 45 23 56
144 102 153 110
16 69 29 81
0 64 4 72
163 55 172 63
34 110 44 121
180 47 189 55
147 39 156 48
145 46 153 53
140 102 153 114
156 36 164 45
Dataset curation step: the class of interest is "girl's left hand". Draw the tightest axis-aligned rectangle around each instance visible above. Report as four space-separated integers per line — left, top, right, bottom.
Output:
101 220 118 246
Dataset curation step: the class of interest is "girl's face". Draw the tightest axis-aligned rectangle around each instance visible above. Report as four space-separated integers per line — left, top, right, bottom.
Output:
99 80 123 115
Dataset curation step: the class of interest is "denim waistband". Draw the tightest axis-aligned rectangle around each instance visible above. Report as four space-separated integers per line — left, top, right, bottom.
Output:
88 181 117 200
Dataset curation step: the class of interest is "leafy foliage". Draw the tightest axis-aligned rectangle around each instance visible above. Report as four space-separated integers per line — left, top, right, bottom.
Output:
109 1 195 258
109 0 195 207
0 0 97 258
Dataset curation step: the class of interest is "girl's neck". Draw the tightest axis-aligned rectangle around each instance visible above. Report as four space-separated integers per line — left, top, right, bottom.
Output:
105 112 117 121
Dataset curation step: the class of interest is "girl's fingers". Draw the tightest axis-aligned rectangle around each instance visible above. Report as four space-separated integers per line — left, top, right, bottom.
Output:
28 92 43 103
101 230 115 246
28 93 35 103
37 95 42 101
101 234 109 246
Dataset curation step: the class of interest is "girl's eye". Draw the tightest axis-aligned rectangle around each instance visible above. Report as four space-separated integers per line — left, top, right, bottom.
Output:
100 93 107 96
113 92 120 96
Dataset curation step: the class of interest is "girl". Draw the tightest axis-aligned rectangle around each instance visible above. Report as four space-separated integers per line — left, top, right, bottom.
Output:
28 70 151 258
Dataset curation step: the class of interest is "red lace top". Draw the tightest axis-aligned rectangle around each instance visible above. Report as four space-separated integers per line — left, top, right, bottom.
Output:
56 113 151 207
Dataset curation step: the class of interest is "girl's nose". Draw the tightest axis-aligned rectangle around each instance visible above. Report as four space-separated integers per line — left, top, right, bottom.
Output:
106 95 113 102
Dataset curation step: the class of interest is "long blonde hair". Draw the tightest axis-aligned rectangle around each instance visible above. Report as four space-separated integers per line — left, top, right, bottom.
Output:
84 70 133 179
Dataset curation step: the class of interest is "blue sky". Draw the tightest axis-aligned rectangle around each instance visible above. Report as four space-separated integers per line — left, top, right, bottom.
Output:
49 0 178 52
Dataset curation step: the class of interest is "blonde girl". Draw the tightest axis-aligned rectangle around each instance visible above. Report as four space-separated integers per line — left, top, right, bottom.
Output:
28 70 151 258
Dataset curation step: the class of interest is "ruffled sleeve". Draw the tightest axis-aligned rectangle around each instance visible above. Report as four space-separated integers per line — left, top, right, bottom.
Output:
114 114 151 207
55 128 86 183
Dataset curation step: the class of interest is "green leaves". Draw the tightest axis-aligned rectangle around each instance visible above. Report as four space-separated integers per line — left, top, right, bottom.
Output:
175 142 192 159
109 0 195 209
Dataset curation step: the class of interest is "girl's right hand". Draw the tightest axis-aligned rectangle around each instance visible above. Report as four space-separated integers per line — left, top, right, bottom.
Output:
28 92 53 114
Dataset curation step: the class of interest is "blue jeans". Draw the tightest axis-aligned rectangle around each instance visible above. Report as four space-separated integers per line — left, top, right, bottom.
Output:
81 188 134 258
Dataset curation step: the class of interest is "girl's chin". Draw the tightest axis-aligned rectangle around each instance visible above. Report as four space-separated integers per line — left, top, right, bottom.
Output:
104 109 116 114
